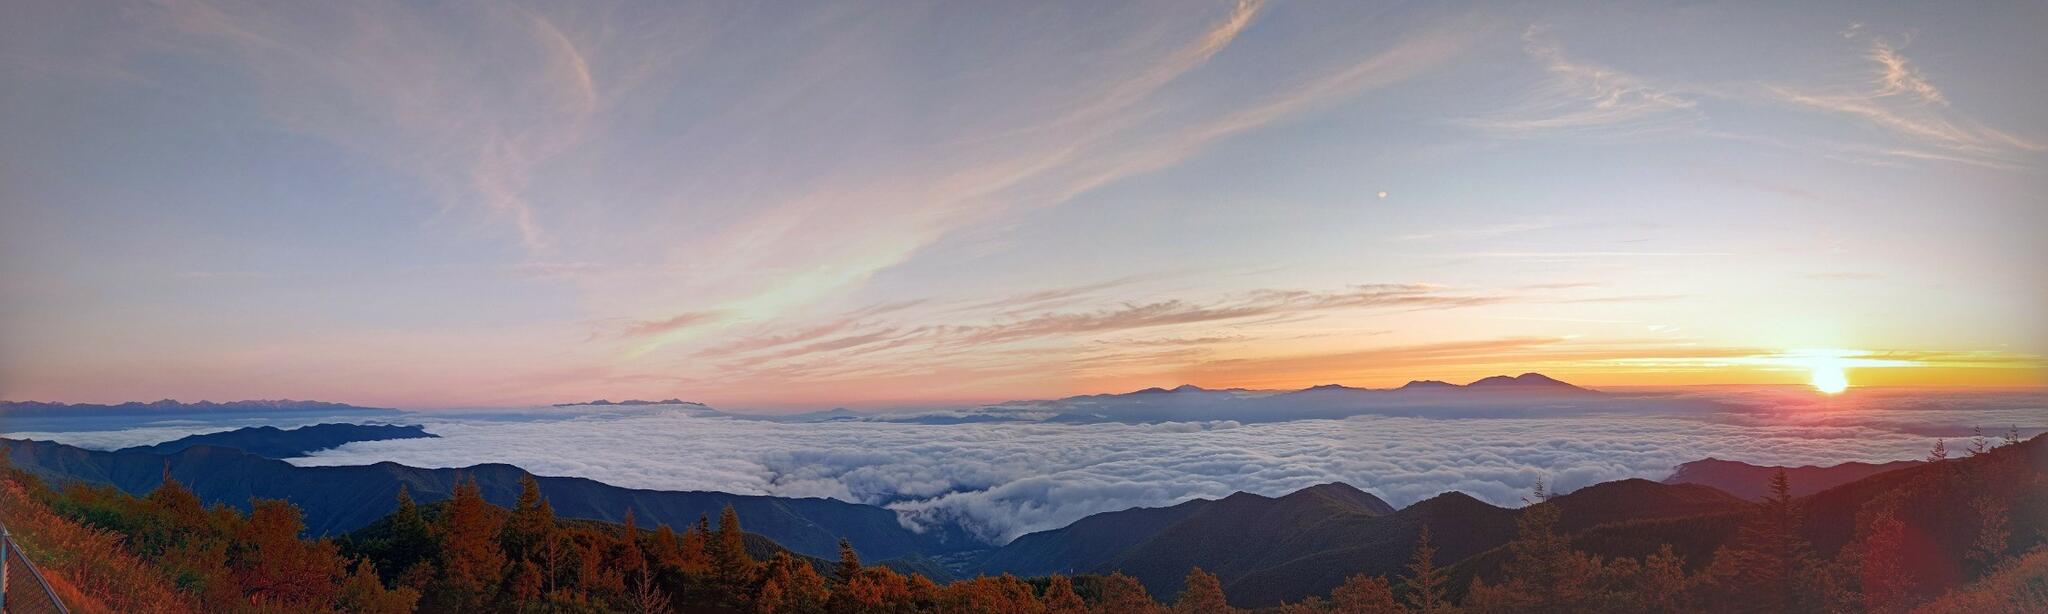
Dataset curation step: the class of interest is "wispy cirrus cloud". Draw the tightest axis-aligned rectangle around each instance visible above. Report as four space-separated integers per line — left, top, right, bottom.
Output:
617 311 722 339
936 284 1500 348
1461 25 1700 137
1467 25 2042 171
146 0 610 250
604 6 1491 360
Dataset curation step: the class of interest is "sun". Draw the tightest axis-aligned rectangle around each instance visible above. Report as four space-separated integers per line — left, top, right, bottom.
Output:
1810 363 1849 394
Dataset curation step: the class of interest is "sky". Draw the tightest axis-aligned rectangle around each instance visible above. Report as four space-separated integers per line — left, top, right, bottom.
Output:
3 0 2045 410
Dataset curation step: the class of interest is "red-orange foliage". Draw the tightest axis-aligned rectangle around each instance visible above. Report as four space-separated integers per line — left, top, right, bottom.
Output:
433 476 507 610
1329 573 1402 614
0 474 194 613
1040 575 1087 614
234 498 347 608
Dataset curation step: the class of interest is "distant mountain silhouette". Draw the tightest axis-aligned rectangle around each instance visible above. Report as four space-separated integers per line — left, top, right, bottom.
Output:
1461 372 1594 393
0 437 977 561
1272 372 1594 399
1394 379 1460 391
551 398 706 407
1663 456 1922 501
0 399 395 417
974 478 1741 606
118 423 438 459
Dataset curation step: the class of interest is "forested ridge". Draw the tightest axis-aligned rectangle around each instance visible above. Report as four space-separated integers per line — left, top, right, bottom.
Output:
0 431 2042 613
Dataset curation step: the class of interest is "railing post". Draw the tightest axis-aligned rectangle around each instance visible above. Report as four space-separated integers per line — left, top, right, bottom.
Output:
2 525 11 608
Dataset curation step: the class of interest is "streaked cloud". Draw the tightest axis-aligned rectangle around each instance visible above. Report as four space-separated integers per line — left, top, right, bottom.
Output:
1461 25 1699 137
618 311 722 339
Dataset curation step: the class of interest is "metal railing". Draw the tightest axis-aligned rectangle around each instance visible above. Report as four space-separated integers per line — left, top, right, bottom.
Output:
1 523 71 614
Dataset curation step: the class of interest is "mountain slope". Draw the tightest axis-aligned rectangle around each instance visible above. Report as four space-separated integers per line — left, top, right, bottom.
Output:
0 437 975 561
971 496 1213 577
974 478 1744 607
118 423 438 459
1218 480 1745 607
1100 483 1401 597
1663 456 1922 501
1445 436 2048 607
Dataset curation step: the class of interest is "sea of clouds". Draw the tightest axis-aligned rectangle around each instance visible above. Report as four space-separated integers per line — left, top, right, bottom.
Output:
9 388 2041 545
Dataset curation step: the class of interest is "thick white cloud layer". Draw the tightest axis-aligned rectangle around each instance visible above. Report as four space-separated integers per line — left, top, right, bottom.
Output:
11 389 2040 544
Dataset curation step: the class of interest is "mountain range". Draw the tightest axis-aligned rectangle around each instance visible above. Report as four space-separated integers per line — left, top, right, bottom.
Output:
970 477 1750 605
0 399 397 417
117 422 438 459
1662 456 1924 500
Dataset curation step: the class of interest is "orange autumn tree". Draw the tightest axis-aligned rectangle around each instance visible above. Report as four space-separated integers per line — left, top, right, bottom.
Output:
711 504 760 610
1173 567 1234 614
233 498 348 608
1094 572 1164 614
1329 573 1402 614
432 476 507 611
1041 575 1088 614
756 551 829 613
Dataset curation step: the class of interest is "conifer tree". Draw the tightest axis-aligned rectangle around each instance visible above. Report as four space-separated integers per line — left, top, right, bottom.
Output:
1635 545 1691 613
1927 438 1948 462
681 513 713 573
756 552 829 614
381 485 437 585
1968 495 2012 571
1968 426 1991 457
145 470 208 529
1704 468 1821 612
502 474 556 564
1042 575 1088 614
1174 567 1233 614
235 498 347 608
508 558 544 602
834 538 862 585
1330 573 1402 614
717 505 751 565
435 476 507 610
1402 524 1449 612
630 562 674 614
338 557 419 614
2005 425 2023 447
1496 481 1591 609
712 505 758 610
620 507 647 576
1096 572 1163 614
650 523 685 571
935 574 1042 612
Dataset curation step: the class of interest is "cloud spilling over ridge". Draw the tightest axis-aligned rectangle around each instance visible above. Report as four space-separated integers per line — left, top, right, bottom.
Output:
268 388 2046 543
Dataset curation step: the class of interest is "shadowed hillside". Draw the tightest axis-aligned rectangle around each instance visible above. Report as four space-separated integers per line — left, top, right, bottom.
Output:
1665 456 1922 501
118 423 439 459
0 438 974 561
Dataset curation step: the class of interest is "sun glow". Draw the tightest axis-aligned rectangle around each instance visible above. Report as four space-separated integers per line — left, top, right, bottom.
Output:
1811 363 1850 394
